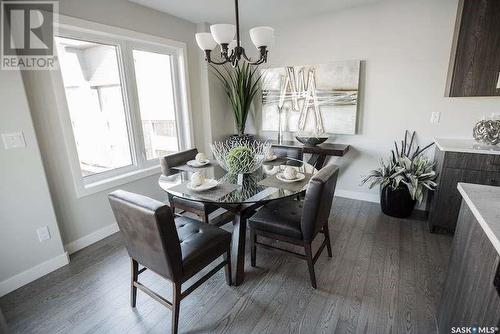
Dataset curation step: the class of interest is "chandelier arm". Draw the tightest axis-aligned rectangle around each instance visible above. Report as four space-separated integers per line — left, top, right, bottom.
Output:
204 50 231 65
240 47 266 65
209 58 232 65
234 0 241 47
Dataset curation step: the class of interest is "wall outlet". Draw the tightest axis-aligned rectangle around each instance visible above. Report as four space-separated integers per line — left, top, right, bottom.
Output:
2 132 26 149
37 226 51 242
430 111 441 124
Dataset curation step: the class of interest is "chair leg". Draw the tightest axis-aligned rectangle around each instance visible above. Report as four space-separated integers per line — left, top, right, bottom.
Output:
250 228 256 267
223 249 232 286
323 223 333 258
171 282 181 334
304 244 317 289
130 258 138 307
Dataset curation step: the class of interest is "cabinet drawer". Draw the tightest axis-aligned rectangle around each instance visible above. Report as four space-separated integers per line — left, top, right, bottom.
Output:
443 152 500 172
428 168 500 231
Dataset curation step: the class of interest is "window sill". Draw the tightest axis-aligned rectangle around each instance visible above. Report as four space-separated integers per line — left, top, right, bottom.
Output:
75 165 161 198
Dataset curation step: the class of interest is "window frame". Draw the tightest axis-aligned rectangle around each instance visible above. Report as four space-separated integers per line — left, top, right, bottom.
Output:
51 15 194 198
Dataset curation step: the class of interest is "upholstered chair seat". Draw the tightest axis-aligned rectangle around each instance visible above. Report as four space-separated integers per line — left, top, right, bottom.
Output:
248 164 339 289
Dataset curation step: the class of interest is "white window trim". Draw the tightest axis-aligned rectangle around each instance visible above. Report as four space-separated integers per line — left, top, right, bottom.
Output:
50 15 194 198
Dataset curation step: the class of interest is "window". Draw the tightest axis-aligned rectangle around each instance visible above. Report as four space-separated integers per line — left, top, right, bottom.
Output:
132 50 179 160
53 22 192 197
56 37 132 177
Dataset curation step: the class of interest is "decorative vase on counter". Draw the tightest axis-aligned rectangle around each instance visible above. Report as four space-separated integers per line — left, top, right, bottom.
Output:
473 119 500 146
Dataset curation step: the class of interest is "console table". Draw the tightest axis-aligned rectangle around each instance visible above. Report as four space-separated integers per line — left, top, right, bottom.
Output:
269 140 350 169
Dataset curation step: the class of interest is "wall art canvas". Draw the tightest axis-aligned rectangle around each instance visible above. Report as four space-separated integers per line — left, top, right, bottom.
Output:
261 60 360 135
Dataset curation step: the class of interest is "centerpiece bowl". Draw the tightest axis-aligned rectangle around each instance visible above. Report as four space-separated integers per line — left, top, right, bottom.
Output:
295 134 329 146
210 137 271 175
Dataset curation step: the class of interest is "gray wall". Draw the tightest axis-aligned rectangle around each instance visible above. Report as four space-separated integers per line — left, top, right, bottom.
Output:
254 0 500 201
0 69 66 288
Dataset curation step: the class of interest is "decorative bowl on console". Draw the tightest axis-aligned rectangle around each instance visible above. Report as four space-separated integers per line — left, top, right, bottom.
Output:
295 134 329 146
210 137 271 175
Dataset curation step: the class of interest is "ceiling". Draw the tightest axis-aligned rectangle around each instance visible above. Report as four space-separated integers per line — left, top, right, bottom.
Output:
129 0 382 26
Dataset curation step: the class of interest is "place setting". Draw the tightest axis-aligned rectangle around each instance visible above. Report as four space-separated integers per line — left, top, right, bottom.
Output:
172 152 214 172
258 165 313 192
262 148 288 166
168 171 238 202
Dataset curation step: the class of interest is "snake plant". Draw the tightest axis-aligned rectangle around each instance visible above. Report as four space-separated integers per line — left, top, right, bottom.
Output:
361 131 437 203
211 63 263 135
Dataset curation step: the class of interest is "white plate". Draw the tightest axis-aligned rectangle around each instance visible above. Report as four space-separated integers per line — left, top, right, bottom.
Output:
187 179 219 191
276 172 305 183
187 159 210 167
264 155 277 162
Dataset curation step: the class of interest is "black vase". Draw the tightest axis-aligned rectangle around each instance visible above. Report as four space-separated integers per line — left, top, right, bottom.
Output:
380 186 416 218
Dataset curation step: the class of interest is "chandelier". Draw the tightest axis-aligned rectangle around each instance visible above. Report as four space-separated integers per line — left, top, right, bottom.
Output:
195 0 274 67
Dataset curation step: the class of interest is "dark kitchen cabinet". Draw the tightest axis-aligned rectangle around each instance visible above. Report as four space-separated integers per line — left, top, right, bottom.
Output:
437 201 500 333
427 149 500 233
445 0 500 97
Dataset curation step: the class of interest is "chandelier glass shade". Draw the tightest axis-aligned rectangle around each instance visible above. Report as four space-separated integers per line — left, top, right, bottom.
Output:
195 0 274 67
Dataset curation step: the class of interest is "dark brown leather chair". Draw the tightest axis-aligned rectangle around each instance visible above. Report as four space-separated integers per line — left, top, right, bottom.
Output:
273 146 303 161
108 190 231 334
160 148 223 224
248 164 339 288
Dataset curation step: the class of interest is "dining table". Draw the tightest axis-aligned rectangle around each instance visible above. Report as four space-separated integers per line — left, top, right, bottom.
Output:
158 157 317 285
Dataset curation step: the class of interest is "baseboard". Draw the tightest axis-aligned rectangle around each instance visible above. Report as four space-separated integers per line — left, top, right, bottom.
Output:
335 189 380 203
0 252 69 297
64 223 119 254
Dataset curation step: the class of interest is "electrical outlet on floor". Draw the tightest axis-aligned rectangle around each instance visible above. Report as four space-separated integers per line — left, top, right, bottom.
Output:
430 111 441 124
37 226 51 242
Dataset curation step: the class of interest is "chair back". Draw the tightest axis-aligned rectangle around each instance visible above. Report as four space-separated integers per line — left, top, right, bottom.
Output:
160 148 198 175
273 146 303 161
301 164 339 242
108 190 183 282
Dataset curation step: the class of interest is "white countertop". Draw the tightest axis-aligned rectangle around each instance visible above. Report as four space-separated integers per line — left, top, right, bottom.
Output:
457 183 500 254
435 138 500 155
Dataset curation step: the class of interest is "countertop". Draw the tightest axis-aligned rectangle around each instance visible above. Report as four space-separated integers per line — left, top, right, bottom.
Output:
435 138 500 155
457 183 500 254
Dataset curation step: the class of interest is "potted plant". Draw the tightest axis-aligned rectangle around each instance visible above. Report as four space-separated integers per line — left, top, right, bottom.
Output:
361 131 437 218
211 62 263 137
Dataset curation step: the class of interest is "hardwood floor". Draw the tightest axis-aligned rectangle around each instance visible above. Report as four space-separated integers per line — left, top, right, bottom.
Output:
0 198 452 334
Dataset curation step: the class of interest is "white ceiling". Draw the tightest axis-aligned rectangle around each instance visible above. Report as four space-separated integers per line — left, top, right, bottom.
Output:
129 0 381 25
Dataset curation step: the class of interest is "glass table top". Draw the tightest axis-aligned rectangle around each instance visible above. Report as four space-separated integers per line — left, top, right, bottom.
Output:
158 158 317 205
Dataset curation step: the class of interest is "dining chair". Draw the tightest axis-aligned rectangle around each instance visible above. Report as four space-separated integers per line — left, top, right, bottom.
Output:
248 164 339 289
160 148 224 224
108 190 231 334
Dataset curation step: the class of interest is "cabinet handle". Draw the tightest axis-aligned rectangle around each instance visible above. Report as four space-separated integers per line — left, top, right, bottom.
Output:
494 262 500 298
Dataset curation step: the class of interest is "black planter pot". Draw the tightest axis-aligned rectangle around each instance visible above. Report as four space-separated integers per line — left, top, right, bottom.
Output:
380 186 416 218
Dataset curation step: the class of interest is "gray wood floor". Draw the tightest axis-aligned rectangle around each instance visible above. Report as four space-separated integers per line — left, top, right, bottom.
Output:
0 198 452 334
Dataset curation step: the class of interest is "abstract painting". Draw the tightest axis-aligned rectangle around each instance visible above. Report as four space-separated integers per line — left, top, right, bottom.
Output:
261 60 360 134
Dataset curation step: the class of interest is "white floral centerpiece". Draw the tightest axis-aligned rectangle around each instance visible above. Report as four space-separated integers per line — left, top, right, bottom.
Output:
210 137 271 175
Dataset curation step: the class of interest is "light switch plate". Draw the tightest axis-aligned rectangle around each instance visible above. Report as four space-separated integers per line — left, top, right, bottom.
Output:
430 111 441 124
2 132 26 149
37 226 51 242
